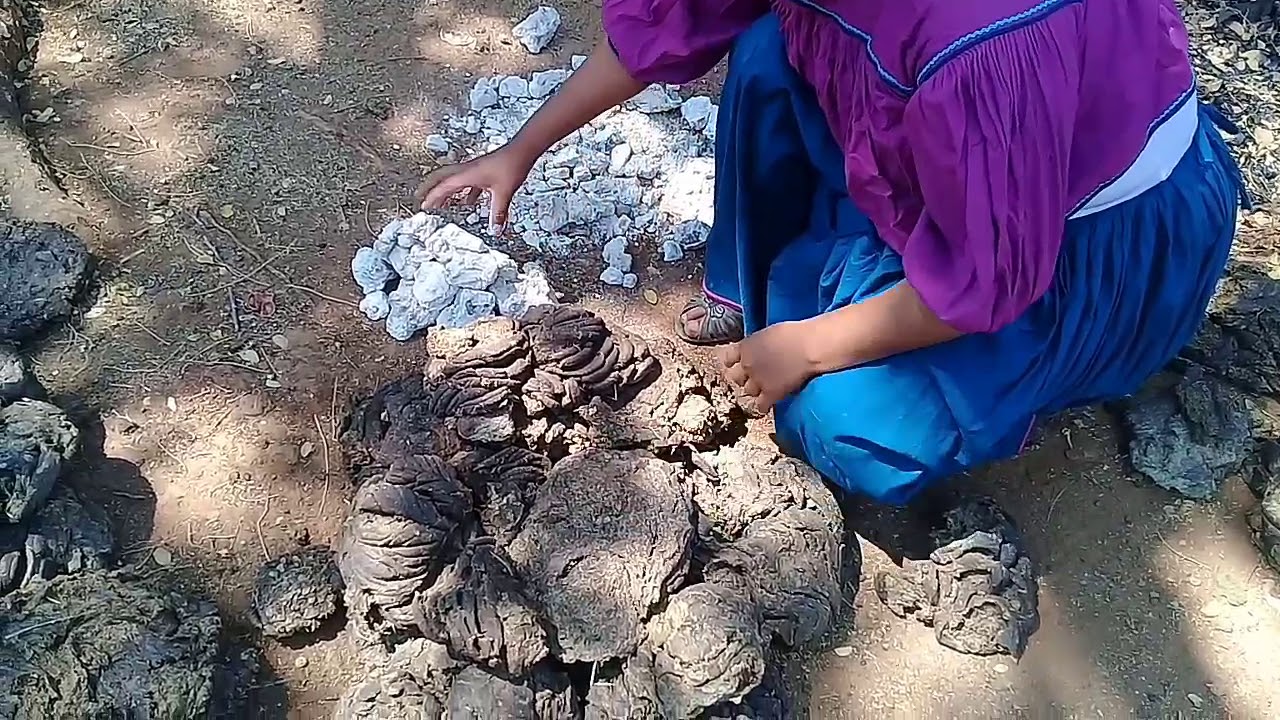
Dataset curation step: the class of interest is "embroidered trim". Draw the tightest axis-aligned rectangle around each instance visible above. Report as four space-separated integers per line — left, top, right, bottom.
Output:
917 0 1084 86
1068 83 1196 216
784 0 911 95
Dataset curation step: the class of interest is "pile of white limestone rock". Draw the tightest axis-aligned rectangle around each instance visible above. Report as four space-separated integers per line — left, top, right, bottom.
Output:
351 7 722 341
351 214 556 341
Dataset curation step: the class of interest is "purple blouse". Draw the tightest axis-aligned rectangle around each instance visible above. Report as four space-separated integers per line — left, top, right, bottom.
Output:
603 0 1196 333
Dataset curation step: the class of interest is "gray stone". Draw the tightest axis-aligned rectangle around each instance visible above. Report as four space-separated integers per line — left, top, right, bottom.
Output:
511 6 561 54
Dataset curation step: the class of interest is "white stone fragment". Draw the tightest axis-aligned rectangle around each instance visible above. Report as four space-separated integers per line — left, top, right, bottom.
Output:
425 134 450 153
621 273 638 289
469 79 499 111
386 283 441 341
512 6 560 54
359 291 390 321
631 84 681 113
429 222 490 253
703 105 719 142
412 261 458 314
446 249 510 290
529 69 568 98
661 158 715 226
352 247 396 294
492 262 556 318
608 143 632 175
437 288 497 329
671 219 711 250
602 237 632 273
600 267 625 286
680 96 714 130
660 239 685 262
375 218 403 255
571 54 587 70
464 116 481 134
498 76 530 98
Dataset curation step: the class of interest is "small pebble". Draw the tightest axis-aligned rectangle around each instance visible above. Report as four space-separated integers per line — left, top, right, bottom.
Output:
1187 693 1204 709
425 134 450 153
294 656 309 669
832 646 853 657
993 662 1010 674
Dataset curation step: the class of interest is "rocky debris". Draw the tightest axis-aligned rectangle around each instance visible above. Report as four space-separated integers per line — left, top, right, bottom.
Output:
352 216 557 341
0 398 80 524
251 545 344 639
0 219 91 345
334 308 848 717
1123 368 1257 500
0 346 41 406
429 61 718 290
0 569 248 719
0 485 114 596
875 497 1040 658
507 449 695 663
512 6 561 54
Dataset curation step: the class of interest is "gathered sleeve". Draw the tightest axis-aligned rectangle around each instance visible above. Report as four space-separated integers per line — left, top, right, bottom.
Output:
901 26 1082 334
602 0 769 85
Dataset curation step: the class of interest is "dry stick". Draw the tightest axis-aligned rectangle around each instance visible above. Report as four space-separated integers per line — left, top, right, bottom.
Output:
78 153 133 208
64 139 156 157
190 251 289 299
132 319 170 346
257 494 273 560
1154 527 1211 570
314 413 331 522
228 290 241 334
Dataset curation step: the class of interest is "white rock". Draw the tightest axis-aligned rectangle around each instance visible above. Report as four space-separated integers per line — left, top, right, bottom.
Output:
446 249 510 290
608 143 632 175
469 79 499 111
359 291 390 321
621 273 638 289
492 262 556 318
661 158 715 226
464 116 481 134
375 218 403 254
437 288 497 329
429 223 489 253
680 96 714 130
529 69 568 98
602 237 632 272
387 245 411 276
466 212 481 225
498 76 530 98
512 6 560 54
660 240 685 262
386 283 442 341
600 267 625 286
571 54 587 70
630 85 681 113
671 219 711 250
537 196 571 233
425 134 450 153
522 229 546 251
703 105 719 142
352 247 396 294
412 261 458 312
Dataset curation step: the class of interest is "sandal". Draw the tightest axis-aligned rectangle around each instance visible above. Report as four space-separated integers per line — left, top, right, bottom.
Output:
674 296 744 346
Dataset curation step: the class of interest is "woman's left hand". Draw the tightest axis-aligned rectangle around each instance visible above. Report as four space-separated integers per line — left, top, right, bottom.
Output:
718 320 818 413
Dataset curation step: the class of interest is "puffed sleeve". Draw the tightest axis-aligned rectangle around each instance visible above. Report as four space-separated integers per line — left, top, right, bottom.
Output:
901 26 1081 334
602 0 769 85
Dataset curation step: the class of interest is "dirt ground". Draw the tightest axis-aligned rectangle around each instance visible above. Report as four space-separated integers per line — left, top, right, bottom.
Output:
15 0 1280 717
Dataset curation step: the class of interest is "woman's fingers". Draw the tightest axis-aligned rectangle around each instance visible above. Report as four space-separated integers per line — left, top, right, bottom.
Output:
743 378 762 397
488 184 515 229
719 343 742 369
724 361 749 388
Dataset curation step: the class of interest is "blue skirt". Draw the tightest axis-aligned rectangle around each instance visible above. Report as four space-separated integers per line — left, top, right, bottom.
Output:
703 17 1245 505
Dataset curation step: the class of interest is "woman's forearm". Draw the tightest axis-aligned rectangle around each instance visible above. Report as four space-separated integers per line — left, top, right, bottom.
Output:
508 40 647 163
805 282 963 373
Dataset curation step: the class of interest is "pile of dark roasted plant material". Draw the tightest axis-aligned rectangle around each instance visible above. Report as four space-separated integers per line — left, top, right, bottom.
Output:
332 306 845 719
1120 262 1280 570
0 346 255 718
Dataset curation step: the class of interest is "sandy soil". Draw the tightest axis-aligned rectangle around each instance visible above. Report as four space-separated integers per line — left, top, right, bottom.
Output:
14 0 1280 717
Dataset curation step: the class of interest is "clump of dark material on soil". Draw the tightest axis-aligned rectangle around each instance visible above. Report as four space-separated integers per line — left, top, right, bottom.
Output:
0 219 91 345
335 307 844 719
875 497 1040 659
0 346 42 407
1119 263 1280 573
251 545 344 639
0 350 257 718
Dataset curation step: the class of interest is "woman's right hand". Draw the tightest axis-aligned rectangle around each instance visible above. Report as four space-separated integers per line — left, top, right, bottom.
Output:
413 145 536 229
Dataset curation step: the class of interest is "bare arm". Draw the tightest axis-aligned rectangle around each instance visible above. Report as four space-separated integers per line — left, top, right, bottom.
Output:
508 41 646 163
805 282 963 373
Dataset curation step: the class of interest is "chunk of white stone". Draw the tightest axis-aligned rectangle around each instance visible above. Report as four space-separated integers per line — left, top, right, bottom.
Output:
352 247 397 294
671 219 711 250
359 291 390 321
425 134 450 153
571 54 587 70
512 6 560 54
469 79 499 111
680 96 714 130
412 261 458 311
529 69 568 98
492 262 556 318
631 84 681 113
428 223 489 253
436 288 497 329
375 218 403 254
600 267 625 286
608 143 632 175
464 115 481 134
621 273 638 289
387 245 411 276
386 283 441 341
660 158 715 226
446 249 510 290
497 76 530 98
661 239 685 262
602 237 632 272
522 229 546 251
537 196 571 233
